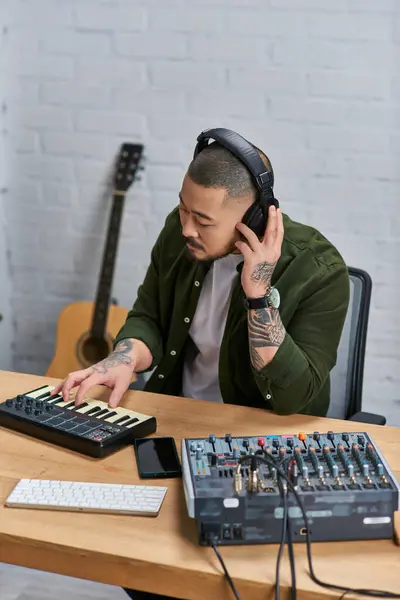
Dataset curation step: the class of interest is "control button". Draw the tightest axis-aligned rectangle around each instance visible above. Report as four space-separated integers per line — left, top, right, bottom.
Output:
5 398 13 407
208 434 216 444
243 439 249 449
257 437 265 447
233 447 239 459
298 432 306 441
313 432 320 441
184 317 190 323
342 433 349 441
272 438 279 448
225 433 232 443
357 435 364 445
286 438 294 447
327 431 334 440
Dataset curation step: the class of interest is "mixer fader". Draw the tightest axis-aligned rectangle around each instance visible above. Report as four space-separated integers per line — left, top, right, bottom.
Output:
182 431 400 546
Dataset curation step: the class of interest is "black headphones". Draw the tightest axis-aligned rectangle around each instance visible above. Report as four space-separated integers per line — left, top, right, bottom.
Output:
193 127 279 238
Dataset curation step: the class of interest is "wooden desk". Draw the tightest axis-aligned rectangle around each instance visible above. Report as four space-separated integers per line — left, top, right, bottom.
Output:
0 370 399 600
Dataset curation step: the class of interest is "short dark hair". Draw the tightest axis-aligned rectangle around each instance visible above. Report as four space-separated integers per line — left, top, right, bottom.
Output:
187 141 273 201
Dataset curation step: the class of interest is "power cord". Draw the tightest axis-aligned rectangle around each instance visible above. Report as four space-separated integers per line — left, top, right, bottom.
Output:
211 542 242 600
210 453 400 600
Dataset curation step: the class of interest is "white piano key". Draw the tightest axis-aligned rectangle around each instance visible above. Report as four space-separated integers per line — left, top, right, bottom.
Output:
26 385 54 399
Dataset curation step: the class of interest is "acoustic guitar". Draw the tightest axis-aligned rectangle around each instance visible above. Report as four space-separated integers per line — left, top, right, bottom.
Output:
46 143 144 379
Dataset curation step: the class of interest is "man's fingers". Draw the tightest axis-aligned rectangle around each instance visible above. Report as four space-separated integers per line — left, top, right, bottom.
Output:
275 208 284 248
236 223 260 251
262 205 278 245
50 380 64 396
235 240 253 260
74 374 100 405
108 380 127 408
61 369 91 402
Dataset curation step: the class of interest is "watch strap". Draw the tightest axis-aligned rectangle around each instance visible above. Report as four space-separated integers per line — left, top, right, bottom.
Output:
244 295 271 310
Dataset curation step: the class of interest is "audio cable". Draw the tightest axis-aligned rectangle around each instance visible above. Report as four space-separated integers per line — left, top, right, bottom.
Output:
210 452 400 600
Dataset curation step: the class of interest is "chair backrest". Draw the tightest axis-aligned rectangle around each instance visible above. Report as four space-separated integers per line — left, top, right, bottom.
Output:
326 266 372 420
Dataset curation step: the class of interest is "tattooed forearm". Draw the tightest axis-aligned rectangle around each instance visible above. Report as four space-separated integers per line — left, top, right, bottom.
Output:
90 339 134 375
248 308 286 371
250 261 276 290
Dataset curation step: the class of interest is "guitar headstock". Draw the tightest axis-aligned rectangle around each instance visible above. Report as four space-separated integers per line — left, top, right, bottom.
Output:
113 142 144 194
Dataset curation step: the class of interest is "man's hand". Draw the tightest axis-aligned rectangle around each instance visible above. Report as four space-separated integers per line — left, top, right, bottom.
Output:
236 205 284 298
50 339 141 408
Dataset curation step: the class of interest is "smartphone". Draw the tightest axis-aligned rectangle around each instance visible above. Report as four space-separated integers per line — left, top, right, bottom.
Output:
133 437 182 479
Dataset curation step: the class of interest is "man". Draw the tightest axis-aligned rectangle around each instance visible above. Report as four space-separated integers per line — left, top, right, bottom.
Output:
52 128 349 600
53 128 350 418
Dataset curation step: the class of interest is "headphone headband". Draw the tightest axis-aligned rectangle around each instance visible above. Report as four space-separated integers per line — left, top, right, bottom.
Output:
194 127 275 203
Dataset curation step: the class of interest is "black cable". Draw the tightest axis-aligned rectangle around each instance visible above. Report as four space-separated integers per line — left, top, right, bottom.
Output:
274 483 288 600
238 454 400 599
211 542 242 600
285 498 297 600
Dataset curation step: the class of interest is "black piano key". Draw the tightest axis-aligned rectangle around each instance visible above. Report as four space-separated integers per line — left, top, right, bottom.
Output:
113 415 131 424
121 417 139 427
50 396 64 405
35 390 53 400
62 401 76 409
72 402 89 410
85 406 102 416
94 408 111 418
100 410 118 420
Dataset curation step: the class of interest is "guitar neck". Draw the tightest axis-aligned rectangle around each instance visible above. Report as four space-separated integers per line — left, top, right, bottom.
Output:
91 191 126 339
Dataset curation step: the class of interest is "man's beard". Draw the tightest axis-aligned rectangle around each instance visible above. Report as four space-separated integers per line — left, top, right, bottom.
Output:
184 238 239 263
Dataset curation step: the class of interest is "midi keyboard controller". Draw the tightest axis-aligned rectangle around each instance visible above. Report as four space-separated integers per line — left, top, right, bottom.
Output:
182 431 400 546
0 384 157 458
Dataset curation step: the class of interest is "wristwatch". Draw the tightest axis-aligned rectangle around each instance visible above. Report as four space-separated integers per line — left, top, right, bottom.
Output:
244 287 281 310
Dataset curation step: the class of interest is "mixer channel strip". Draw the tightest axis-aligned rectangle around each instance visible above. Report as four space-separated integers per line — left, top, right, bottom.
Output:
0 384 157 458
182 432 400 546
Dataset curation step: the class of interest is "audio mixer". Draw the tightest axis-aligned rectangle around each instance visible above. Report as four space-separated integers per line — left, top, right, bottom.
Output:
0 384 157 458
181 432 400 546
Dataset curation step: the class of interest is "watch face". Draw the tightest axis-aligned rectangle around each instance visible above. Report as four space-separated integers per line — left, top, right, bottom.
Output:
269 287 280 309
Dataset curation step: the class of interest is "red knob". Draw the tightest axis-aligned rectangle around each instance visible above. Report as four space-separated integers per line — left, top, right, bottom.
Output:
257 437 265 447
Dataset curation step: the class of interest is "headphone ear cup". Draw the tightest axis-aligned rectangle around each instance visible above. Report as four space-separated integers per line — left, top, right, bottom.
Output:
241 203 267 239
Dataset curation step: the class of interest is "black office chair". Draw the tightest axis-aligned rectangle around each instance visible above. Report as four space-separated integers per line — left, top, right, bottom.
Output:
327 266 386 425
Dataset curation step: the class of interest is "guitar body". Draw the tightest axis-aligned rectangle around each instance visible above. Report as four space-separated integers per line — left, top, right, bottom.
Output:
45 142 144 379
46 301 129 378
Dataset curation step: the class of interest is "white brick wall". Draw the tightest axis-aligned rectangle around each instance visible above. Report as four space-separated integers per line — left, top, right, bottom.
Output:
3 0 400 424
0 4 13 370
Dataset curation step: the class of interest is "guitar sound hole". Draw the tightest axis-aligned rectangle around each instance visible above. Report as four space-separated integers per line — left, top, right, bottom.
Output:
81 336 110 364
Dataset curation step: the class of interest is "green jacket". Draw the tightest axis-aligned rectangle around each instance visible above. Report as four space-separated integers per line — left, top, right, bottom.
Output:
114 207 350 416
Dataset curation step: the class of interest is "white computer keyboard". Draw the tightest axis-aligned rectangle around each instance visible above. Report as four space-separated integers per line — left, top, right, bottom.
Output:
5 479 168 517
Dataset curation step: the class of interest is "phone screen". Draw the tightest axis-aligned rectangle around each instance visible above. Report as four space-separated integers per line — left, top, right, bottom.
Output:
134 437 182 479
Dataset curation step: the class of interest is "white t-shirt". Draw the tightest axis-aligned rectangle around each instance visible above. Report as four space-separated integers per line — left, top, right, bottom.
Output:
182 253 244 402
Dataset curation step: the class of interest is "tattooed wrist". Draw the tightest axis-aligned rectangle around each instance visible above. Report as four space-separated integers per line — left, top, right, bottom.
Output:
250 261 276 289
248 307 285 371
90 339 134 376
